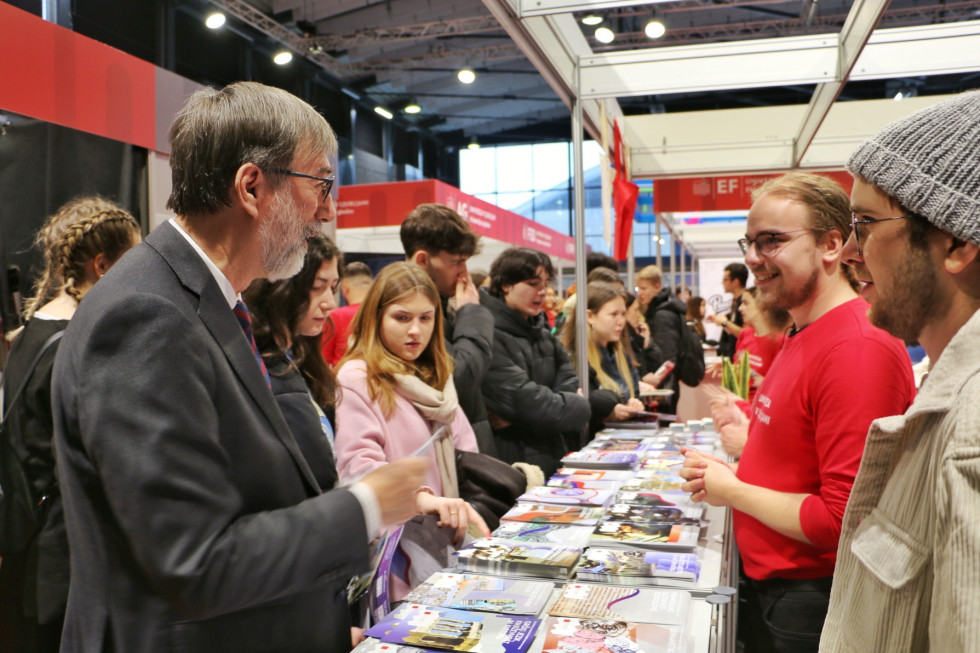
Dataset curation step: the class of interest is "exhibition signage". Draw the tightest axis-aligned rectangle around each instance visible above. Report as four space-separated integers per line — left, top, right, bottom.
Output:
337 180 577 260
653 171 853 213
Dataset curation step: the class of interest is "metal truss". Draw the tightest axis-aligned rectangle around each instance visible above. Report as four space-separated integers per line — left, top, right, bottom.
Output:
307 14 502 51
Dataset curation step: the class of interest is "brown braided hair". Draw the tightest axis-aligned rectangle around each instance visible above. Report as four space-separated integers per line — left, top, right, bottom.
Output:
56 209 141 304
22 197 129 320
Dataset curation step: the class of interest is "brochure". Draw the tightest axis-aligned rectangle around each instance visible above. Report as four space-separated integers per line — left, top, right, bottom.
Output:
575 548 701 587
589 521 700 551
500 503 605 526
453 538 582 579
547 583 691 626
516 485 614 507
403 572 553 615
530 617 687 653
491 522 594 548
365 604 540 653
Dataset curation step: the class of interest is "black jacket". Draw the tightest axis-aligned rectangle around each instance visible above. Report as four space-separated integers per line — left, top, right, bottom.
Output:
442 295 496 457
644 288 687 412
480 290 590 477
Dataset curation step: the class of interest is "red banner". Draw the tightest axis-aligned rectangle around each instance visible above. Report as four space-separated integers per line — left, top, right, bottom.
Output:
653 171 854 213
337 180 577 260
0 2 157 150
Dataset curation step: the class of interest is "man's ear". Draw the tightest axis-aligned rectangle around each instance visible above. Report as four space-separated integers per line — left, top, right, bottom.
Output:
821 229 846 265
411 250 428 267
233 163 264 219
944 237 979 275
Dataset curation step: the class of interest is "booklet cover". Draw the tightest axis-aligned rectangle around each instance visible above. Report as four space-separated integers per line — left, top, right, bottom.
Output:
547 583 691 626
550 468 636 482
491 522 594 548
403 572 553 615
616 475 686 493
612 489 704 516
589 521 700 551
531 617 687 653
559 450 639 469
516 485 614 507
575 548 701 587
604 503 702 524
365 604 540 653
500 503 606 526
453 538 582 579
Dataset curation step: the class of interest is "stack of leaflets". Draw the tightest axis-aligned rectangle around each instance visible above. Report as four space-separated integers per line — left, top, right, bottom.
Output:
491 522 594 548
515 485 614 507
575 548 701 587
499 503 605 526
403 572 553 615
582 436 650 452
546 468 634 489
589 520 700 550
604 503 702 524
616 474 686 493
613 488 703 517
453 538 582 579
364 603 540 652
547 583 691 626
559 450 639 469
530 617 687 653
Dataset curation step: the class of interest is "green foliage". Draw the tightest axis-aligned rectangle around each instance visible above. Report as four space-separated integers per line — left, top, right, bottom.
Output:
721 350 752 400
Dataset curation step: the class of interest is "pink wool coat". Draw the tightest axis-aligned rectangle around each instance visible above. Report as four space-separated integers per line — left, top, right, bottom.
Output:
334 359 478 496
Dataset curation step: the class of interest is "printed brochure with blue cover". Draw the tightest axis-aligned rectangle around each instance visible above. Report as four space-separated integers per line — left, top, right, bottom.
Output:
365 603 540 653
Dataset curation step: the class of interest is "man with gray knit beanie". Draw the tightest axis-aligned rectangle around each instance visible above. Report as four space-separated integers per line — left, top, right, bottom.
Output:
820 90 980 652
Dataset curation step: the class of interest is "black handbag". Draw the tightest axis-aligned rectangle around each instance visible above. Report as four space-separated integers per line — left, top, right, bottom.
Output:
0 331 63 555
455 450 528 531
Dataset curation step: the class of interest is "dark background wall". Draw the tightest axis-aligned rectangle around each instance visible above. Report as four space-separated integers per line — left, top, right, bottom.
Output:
0 112 147 335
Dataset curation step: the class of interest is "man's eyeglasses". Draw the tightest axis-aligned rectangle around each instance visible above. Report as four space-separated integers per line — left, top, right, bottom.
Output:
272 169 335 204
737 229 812 257
850 212 909 256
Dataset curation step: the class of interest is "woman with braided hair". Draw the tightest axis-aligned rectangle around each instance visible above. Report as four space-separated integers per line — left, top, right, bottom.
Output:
0 197 139 652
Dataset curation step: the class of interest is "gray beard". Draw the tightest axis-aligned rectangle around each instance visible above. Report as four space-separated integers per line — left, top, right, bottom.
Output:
260 191 320 281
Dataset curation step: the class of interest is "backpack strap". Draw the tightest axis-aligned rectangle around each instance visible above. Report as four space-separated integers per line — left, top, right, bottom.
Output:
0 330 64 425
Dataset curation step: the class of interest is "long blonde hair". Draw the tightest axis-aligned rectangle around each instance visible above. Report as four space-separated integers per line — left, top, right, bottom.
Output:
561 282 636 398
341 262 453 419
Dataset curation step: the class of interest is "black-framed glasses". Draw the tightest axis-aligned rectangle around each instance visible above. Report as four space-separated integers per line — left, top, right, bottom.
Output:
737 229 812 257
272 169 335 204
850 212 909 256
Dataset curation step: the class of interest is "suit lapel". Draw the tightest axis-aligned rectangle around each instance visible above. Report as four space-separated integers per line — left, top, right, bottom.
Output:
146 223 322 494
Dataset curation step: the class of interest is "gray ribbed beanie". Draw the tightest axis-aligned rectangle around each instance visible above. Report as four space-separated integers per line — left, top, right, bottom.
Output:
847 90 980 246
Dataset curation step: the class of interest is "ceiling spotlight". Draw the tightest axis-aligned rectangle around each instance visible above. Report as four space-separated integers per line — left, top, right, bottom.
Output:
374 106 394 120
581 13 603 26
644 19 666 39
457 68 476 84
894 91 904 101
404 102 422 114
594 26 615 44
467 136 480 150
273 50 293 65
205 11 226 29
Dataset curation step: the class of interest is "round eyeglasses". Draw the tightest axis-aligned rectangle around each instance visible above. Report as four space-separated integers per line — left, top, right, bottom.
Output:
737 229 813 257
850 212 909 256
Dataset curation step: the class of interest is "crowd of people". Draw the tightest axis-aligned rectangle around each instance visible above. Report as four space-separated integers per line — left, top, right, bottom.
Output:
0 80 978 653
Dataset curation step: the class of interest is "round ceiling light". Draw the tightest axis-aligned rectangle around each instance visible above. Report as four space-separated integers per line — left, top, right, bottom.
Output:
457 68 476 84
594 26 615 44
404 103 422 114
273 50 293 65
205 12 226 29
644 19 666 39
581 14 602 26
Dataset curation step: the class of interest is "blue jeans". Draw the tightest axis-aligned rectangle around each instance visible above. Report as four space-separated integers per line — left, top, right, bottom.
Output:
740 576 832 653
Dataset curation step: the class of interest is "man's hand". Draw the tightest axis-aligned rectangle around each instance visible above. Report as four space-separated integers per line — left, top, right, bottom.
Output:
359 457 429 525
678 448 738 506
707 313 727 327
720 421 748 458
455 273 480 308
416 491 492 545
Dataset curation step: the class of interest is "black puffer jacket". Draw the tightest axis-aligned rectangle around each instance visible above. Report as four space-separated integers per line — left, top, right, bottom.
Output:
644 288 687 413
480 290 591 477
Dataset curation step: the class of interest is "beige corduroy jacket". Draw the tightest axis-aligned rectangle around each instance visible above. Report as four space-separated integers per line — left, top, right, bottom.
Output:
820 308 980 652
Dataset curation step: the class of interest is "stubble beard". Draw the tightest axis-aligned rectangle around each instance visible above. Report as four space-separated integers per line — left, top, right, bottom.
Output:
261 190 320 281
867 241 942 342
756 266 819 316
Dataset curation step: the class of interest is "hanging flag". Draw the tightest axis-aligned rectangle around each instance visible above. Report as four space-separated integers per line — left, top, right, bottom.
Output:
612 120 639 262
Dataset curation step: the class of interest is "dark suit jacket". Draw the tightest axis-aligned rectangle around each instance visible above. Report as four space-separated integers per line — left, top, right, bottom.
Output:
52 222 369 653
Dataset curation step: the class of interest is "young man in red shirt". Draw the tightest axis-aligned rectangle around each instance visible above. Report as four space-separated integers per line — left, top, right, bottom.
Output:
681 172 916 653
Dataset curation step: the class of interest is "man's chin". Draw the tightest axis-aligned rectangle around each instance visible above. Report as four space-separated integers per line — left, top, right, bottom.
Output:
264 249 306 281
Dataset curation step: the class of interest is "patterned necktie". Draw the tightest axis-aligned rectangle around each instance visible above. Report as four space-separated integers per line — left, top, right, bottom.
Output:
233 300 271 388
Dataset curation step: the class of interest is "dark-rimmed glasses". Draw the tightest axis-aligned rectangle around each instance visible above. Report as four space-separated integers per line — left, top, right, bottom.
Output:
272 169 335 204
850 212 909 256
737 229 812 257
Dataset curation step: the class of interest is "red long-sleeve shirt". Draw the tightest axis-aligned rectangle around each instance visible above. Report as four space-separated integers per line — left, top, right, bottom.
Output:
735 298 915 581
